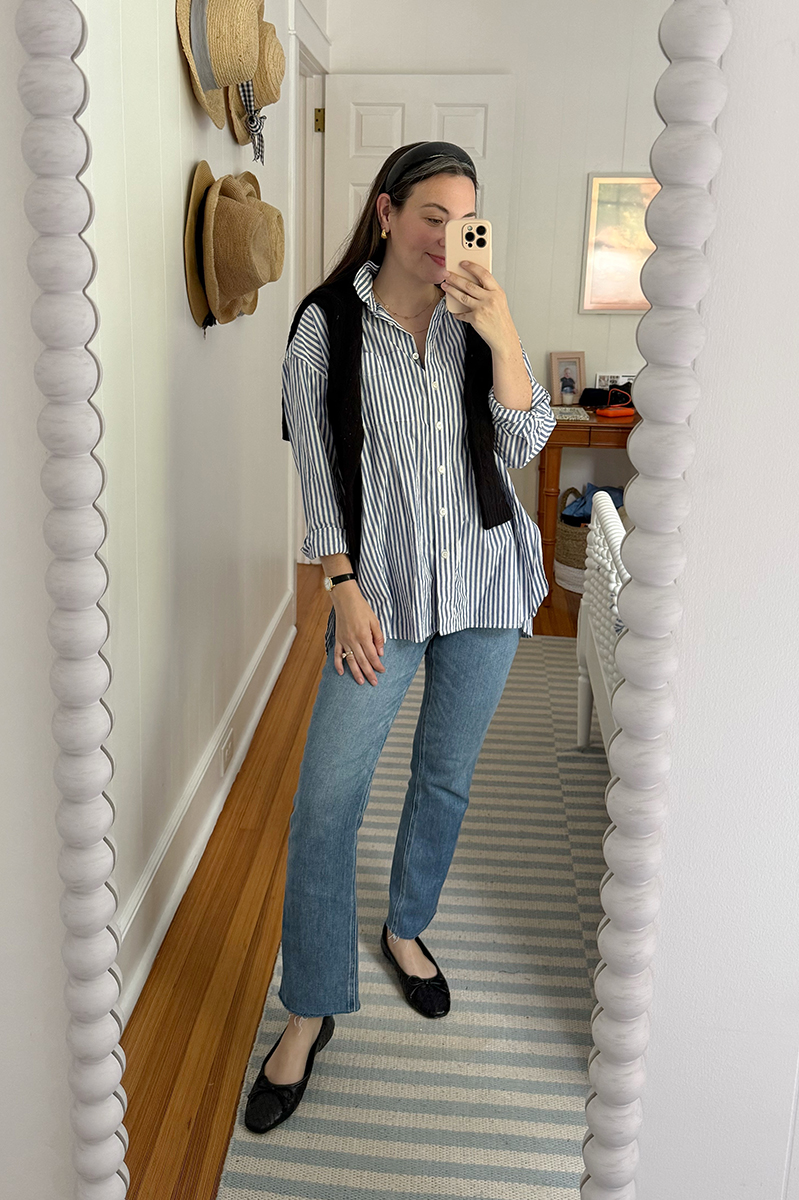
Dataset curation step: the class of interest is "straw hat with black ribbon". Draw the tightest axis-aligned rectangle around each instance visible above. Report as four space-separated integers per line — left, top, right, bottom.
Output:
183 160 285 329
225 1 286 162
176 0 260 128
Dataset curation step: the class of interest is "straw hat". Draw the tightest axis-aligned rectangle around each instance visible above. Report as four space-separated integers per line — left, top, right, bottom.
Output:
226 3 285 145
183 160 285 327
176 0 260 128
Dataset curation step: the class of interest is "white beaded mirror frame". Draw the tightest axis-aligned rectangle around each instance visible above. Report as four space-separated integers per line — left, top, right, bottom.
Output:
14 0 732 1196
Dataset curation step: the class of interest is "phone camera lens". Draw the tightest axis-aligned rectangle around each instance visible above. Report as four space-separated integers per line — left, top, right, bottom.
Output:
464 231 475 242
476 237 486 248
476 224 486 236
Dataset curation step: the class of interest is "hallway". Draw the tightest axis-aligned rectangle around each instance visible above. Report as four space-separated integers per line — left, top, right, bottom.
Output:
119 567 593 1198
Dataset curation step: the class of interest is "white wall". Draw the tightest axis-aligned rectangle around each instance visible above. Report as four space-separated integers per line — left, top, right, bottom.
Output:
300 0 327 36
75 0 308 1013
0 1 323 1193
635 2 799 1195
327 0 670 508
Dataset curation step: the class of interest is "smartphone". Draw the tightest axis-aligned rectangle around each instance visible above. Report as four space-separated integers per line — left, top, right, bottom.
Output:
444 218 493 315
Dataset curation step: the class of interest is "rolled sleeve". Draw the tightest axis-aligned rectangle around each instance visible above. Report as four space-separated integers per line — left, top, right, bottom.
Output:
282 347 349 561
300 522 349 560
488 347 557 468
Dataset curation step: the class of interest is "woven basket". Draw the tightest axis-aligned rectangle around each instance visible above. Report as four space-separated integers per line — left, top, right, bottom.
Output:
554 487 590 569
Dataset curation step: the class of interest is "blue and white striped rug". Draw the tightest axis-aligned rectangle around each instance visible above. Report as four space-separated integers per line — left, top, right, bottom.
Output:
218 635 609 1200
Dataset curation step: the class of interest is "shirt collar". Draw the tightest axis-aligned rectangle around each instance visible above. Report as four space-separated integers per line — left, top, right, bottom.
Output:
353 259 447 327
354 260 381 313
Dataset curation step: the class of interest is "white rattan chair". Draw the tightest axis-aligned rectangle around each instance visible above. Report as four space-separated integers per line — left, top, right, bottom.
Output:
576 490 631 755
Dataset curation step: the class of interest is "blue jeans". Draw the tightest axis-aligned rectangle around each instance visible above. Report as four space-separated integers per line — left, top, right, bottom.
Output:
278 615 522 1017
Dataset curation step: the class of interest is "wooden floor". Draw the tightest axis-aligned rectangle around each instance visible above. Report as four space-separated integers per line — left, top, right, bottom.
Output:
534 577 582 637
119 565 579 1200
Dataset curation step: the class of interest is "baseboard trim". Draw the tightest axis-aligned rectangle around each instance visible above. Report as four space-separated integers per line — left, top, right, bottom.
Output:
116 589 297 1024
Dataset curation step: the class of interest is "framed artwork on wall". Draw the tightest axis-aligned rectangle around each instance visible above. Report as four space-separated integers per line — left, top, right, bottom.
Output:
549 351 586 406
579 174 660 313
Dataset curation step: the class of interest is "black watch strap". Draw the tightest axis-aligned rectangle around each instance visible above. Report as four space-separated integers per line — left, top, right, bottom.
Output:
330 573 357 587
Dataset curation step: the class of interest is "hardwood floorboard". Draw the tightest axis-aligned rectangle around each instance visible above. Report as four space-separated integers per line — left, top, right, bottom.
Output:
533 580 582 636
121 564 330 1200
120 562 578 1200
181 843 288 1200
140 829 279 1196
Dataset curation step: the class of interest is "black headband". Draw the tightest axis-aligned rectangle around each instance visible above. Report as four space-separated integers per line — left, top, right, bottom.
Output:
383 141 476 194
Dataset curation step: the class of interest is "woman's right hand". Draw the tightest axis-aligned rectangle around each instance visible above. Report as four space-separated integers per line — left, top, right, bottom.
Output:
332 584 386 685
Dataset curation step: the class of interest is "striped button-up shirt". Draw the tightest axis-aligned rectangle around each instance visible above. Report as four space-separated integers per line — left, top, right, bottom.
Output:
282 260 557 645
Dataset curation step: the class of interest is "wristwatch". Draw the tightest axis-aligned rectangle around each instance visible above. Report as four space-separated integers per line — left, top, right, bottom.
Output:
324 572 357 592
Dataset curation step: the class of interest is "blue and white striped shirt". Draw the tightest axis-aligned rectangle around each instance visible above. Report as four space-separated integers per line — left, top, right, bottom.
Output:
282 260 557 645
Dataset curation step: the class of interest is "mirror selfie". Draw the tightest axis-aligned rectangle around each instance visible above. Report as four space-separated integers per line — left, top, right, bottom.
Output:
10 0 752 1197
187 24 645 1184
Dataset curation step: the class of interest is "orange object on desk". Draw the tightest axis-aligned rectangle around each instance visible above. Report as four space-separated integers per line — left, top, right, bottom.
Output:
596 388 635 418
596 405 635 418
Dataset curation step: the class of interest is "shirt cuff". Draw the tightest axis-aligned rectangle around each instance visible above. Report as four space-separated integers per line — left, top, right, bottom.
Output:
300 523 349 561
488 388 536 428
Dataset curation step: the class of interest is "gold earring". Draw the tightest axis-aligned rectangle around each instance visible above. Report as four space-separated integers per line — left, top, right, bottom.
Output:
381 229 388 239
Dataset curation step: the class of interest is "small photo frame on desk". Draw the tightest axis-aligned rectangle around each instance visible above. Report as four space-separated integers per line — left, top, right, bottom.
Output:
549 351 586 406
596 372 637 390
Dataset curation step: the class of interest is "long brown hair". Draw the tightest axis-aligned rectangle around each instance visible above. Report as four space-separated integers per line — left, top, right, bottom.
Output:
319 142 480 290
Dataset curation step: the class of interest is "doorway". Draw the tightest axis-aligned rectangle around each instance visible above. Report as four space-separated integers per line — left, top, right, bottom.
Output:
293 51 326 567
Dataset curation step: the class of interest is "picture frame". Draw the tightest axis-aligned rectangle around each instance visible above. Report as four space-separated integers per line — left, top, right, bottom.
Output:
595 372 637 390
579 173 660 313
549 351 586 406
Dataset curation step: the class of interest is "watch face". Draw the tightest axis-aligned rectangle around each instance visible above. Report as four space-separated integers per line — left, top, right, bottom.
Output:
324 577 333 591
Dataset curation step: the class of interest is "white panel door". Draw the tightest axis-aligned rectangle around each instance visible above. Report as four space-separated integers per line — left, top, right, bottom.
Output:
324 74 516 285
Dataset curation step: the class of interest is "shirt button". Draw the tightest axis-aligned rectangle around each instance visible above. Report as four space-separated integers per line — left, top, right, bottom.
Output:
412 352 420 360
435 420 443 430
441 549 449 559
432 381 439 390
438 465 445 474
439 507 447 517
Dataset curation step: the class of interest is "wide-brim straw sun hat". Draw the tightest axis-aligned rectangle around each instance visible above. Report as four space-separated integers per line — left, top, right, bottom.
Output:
226 3 286 144
184 159 216 325
176 0 260 129
183 160 285 327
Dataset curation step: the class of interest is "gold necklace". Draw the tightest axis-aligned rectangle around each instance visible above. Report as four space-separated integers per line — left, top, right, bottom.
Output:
372 286 439 321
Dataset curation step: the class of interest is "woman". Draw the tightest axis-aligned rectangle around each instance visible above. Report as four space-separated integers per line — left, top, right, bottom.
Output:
244 141 556 1133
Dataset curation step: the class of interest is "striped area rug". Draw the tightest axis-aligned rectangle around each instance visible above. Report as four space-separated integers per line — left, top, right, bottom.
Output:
217 634 610 1200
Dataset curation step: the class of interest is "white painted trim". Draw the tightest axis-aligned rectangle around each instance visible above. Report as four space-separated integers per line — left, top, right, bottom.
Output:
298 41 326 78
286 30 327 572
116 596 297 1021
580 4 733 1197
289 0 330 71
285 28 302 596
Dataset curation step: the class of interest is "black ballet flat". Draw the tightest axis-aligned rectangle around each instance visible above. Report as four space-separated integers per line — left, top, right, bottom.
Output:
244 1014 335 1133
380 923 450 1018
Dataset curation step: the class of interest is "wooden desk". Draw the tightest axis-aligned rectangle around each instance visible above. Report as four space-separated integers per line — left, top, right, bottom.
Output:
536 409 641 607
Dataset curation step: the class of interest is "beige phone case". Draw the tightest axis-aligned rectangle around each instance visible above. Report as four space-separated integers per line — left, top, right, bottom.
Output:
444 219 492 314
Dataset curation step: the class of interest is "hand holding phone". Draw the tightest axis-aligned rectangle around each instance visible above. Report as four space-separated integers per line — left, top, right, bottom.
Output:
444 219 493 314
